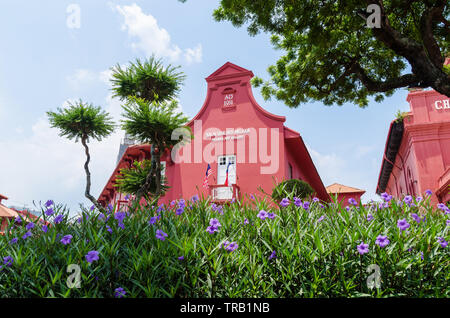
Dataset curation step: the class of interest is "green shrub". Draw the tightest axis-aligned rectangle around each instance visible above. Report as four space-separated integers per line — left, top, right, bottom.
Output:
271 179 314 201
0 194 449 298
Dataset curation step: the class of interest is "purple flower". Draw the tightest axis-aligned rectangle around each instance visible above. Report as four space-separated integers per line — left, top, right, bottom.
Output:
60 235 73 245
420 251 424 260
178 199 186 208
106 225 112 233
175 207 184 215
244 218 249 225
345 206 350 212
446 219 450 227
206 226 218 234
117 222 125 230
294 197 302 207
9 238 18 245
425 189 432 196
403 195 413 205
317 215 325 223
124 194 130 201
148 217 157 225
257 210 268 220
191 194 199 203
411 213 422 224
222 240 230 249
375 235 390 248
178 256 185 261
319 203 325 209
156 229 168 241
216 205 224 215
22 231 32 240
26 222 35 230
280 198 290 208
210 218 221 228
380 192 392 202
416 196 423 203
54 215 63 224
225 242 238 252
114 287 126 298
157 204 165 213
437 237 448 248
15 216 22 224
90 205 95 212
45 208 54 216
42 225 48 233
312 197 319 203
250 194 255 200
85 251 99 263
107 204 114 213
367 214 374 222
268 250 276 260
357 242 369 255
3 256 13 267
348 198 357 206
397 218 410 231
45 200 54 208
268 212 276 219
114 212 126 223
303 201 310 210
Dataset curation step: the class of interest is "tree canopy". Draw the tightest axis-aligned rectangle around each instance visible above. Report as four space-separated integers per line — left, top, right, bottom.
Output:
111 56 185 103
183 0 449 107
47 99 115 142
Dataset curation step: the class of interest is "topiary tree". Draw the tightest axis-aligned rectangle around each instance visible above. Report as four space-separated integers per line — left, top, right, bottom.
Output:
272 179 315 202
121 96 191 201
47 100 115 212
114 160 169 199
110 56 187 203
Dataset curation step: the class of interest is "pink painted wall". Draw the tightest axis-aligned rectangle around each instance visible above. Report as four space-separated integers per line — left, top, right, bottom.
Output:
385 89 450 204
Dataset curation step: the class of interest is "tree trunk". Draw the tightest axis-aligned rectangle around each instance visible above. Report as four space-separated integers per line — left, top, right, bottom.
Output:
81 136 105 213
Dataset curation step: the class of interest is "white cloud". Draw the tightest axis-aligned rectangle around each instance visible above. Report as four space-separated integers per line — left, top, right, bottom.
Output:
114 3 202 64
184 44 203 65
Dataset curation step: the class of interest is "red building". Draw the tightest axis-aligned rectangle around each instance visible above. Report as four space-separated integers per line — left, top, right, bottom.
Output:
326 183 365 205
376 63 450 204
99 62 330 208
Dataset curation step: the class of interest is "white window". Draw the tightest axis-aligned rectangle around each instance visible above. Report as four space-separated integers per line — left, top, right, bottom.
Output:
217 155 236 185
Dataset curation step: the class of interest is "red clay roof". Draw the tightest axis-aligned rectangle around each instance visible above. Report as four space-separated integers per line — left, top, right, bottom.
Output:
0 204 20 218
326 183 366 194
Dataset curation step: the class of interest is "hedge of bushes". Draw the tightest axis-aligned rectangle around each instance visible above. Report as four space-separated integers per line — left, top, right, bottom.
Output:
0 192 448 297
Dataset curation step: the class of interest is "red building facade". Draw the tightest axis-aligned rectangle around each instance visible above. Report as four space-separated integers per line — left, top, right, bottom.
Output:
376 82 450 204
99 62 330 208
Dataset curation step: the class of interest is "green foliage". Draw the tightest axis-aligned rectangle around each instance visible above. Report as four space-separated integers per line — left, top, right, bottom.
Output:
114 160 169 196
272 179 314 201
121 97 191 148
47 99 115 142
111 56 185 103
208 0 450 107
1 195 448 297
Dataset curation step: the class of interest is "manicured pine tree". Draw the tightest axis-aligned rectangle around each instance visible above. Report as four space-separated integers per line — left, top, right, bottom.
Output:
110 56 189 203
47 100 115 212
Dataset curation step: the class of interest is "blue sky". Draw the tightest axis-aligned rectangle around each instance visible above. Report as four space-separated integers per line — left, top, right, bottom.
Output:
0 0 411 213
